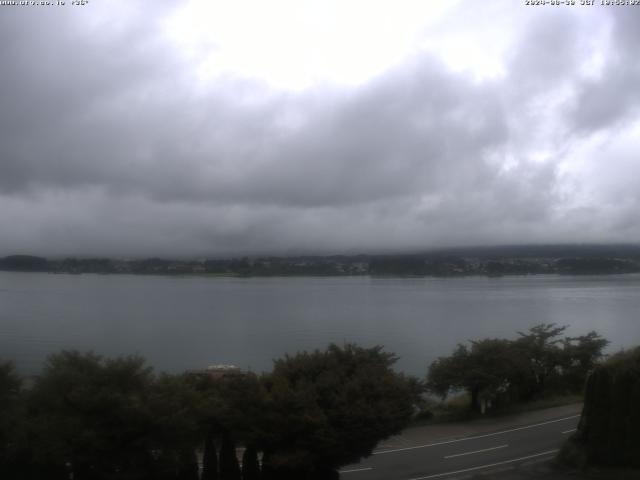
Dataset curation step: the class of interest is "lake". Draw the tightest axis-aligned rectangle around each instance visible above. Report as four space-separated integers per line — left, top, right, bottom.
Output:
1 272 639 376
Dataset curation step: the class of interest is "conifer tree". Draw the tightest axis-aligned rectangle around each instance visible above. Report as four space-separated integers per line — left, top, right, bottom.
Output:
202 431 219 480
219 431 241 480
241 445 260 480
177 449 199 480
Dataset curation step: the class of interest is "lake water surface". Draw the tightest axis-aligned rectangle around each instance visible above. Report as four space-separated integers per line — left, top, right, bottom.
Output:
1 272 639 376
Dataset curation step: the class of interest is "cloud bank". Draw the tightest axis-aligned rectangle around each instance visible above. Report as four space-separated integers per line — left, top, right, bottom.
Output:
1 1 639 257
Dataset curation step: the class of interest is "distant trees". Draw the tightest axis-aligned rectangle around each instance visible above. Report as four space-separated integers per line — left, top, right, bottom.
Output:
554 257 639 275
427 324 609 413
0 255 49 272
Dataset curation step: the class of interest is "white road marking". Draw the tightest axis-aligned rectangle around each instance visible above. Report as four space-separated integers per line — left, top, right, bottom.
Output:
408 449 559 480
339 467 373 474
562 428 577 434
444 444 508 459
374 415 580 455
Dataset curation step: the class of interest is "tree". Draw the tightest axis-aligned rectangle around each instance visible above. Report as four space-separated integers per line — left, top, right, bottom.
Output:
241 445 261 480
561 331 609 391
0 361 23 478
426 344 469 400
515 324 568 397
219 431 241 480
25 351 156 479
427 340 526 412
147 373 204 479
560 347 640 468
427 325 610 413
24 351 207 480
258 344 419 478
201 430 219 480
176 448 199 480
188 370 266 479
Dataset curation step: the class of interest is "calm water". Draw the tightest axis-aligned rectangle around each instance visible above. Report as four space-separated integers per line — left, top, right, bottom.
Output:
1 272 639 376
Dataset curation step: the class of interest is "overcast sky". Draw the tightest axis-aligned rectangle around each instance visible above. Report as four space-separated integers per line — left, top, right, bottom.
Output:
1 0 639 257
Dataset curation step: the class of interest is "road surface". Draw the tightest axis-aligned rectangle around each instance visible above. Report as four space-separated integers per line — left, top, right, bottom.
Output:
340 406 581 480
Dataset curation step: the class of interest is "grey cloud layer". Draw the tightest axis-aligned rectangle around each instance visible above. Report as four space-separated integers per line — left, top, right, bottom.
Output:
1 3 639 256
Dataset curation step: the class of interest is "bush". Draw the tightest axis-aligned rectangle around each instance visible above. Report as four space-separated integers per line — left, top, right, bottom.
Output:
563 347 640 469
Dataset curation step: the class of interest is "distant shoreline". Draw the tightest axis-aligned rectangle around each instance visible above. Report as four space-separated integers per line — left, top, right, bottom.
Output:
3 271 640 280
2 246 640 278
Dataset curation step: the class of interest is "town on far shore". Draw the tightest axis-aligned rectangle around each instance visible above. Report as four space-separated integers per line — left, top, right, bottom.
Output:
2 244 640 277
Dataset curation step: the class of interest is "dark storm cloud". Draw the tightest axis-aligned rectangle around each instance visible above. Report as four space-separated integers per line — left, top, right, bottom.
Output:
0 39 507 209
0 2 638 256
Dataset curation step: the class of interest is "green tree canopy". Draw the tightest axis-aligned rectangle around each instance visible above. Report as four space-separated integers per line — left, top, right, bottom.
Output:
427 324 610 412
26 351 157 479
560 331 609 391
427 339 526 412
259 343 420 478
515 323 568 396
22 351 204 480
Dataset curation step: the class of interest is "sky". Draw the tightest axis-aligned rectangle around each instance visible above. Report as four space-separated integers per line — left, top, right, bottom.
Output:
1 0 639 258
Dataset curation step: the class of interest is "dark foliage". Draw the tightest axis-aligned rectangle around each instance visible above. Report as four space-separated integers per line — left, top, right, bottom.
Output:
201 430 219 480
3 343 419 479
176 449 199 480
427 324 609 412
259 343 419 476
563 347 640 468
4 351 205 480
0 255 49 271
0 361 23 478
241 445 261 480
219 431 241 480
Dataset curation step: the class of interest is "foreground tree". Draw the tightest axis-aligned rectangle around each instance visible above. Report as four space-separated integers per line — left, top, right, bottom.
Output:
189 370 267 480
219 431 242 480
24 352 156 479
241 445 261 480
201 431 219 480
561 331 609 391
515 324 568 398
427 324 610 412
259 344 420 479
560 346 640 469
20 351 204 480
427 339 525 412
0 361 23 478
147 373 203 479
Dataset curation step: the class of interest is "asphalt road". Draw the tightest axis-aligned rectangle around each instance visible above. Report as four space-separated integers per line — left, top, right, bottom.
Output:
340 412 580 480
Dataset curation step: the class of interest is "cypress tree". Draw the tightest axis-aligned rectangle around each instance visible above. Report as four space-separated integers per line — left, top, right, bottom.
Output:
241 445 260 480
152 450 178 480
177 448 199 480
202 431 219 480
259 452 276 480
219 431 241 480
